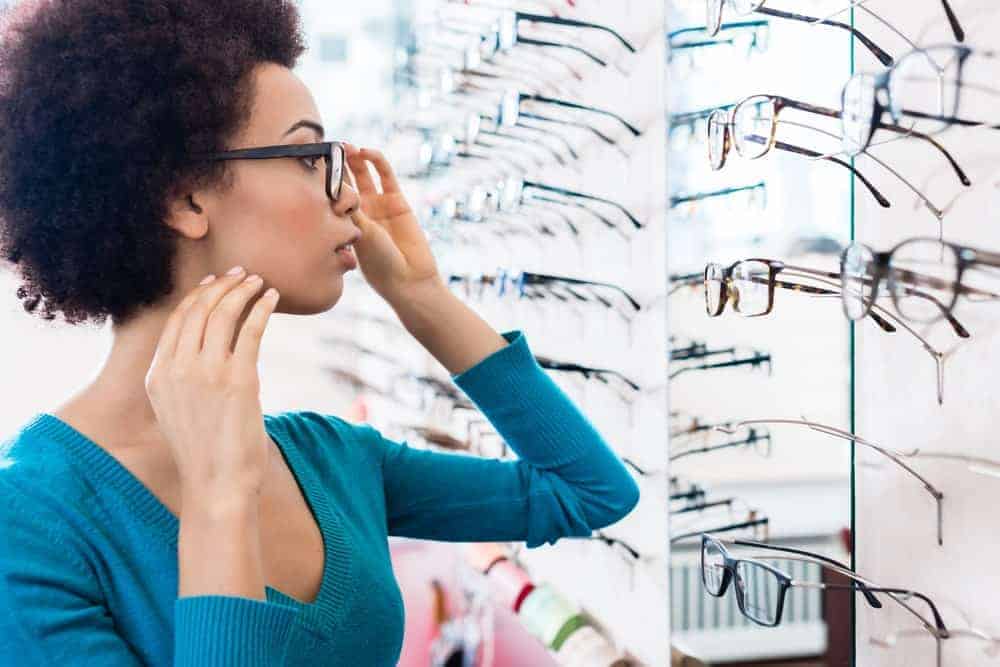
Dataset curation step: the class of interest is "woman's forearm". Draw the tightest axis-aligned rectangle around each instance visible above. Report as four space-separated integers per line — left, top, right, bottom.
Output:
393 281 509 376
177 495 266 600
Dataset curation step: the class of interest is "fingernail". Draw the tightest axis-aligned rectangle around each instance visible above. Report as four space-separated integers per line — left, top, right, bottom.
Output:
265 288 279 299
226 265 245 276
200 274 216 285
244 274 261 283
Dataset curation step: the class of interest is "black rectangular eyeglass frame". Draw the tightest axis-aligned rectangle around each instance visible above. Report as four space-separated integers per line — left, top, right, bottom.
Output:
190 141 346 203
701 534 949 635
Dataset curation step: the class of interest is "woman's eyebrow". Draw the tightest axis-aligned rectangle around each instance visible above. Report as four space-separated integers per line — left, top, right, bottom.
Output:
283 119 325 139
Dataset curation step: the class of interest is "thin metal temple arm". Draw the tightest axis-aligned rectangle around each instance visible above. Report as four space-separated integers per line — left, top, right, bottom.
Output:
721 417 945 545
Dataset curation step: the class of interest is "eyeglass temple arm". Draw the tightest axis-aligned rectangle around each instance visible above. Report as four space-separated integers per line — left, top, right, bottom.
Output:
671 38 737 53
785 569 946 637
771 140 891 208
517 111 618 146
536 357 636 387
591 532 642 559
672 498 736 515
670 434 768 462
508 120 580 159
940 0 966 42
515 36 607 67
780 97 970 186
517 12 636 52
524 180 642 229
668 20 768 40
671 347 737 361
670 488 706 501
754 7 893 65
899 108 1000 130
522 271 642 310
790 259 970 336
727 538 884 609
780 263 969 336
520 93 642 136
724 418 945 544
671 517 768 543
671 182 766 207
527 194 614 234
669 353 771 379
756 274 898 333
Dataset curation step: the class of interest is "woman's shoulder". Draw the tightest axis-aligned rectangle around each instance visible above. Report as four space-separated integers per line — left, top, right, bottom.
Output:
0 413 82 495
0 415 96 566
264 409 385 464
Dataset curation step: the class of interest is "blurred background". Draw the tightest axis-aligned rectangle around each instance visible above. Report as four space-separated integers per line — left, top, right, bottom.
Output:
3 1 1000 666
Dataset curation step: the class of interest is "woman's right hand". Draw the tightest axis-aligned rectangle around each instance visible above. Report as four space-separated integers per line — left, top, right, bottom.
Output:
144 267 280 506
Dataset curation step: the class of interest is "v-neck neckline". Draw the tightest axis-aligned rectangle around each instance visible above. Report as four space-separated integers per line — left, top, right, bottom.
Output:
28 412 355 638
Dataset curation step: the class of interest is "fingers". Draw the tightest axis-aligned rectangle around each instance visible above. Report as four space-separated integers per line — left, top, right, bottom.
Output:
345 143 378 197
173 268 251 360
344 143 401 195
359 147 401 194
201 273 268 363
155 276 208 362
233 286 280 366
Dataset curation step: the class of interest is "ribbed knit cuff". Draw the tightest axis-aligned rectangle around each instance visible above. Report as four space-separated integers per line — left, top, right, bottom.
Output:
451 330 596 466
174 595 299 666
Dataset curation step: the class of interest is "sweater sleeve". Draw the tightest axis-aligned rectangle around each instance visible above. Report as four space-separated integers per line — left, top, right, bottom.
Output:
370 329 640 548
0 484 299 667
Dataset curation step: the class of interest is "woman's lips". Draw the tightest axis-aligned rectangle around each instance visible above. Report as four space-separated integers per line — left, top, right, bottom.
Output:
334 243 357 270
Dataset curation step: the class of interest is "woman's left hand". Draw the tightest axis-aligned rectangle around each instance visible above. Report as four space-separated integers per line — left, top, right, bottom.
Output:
345 144 444 309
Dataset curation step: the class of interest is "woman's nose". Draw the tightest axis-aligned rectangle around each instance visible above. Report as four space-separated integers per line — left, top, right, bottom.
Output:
333 181 360 217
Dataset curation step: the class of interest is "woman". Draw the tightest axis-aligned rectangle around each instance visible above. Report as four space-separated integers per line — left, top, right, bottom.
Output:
0 1 640 665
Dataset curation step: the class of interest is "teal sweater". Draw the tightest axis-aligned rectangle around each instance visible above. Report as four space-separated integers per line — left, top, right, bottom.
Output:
0 330 639 666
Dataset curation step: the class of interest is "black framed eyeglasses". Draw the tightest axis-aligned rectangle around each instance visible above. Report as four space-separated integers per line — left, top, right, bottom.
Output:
701 534 950 638
189 141 347 203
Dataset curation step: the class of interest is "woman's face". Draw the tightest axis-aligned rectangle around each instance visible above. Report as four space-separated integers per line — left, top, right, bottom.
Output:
189 62 362 316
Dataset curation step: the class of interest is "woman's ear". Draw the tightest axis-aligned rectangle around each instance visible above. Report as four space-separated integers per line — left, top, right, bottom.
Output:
163 190 209 240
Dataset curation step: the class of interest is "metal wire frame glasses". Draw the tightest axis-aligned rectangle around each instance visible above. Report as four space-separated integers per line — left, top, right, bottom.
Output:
189 141 346 203
716 418 945 545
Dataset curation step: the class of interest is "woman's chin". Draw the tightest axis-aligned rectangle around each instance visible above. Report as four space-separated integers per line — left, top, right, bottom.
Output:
277 278 345 315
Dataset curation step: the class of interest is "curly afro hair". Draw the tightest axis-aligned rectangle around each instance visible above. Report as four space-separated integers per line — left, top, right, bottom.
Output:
0 0 307 325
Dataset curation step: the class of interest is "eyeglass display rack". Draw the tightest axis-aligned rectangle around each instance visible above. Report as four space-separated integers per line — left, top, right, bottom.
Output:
325 1 669 665
665 0 855 663
666 0 1000 665
849 2 1000 665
